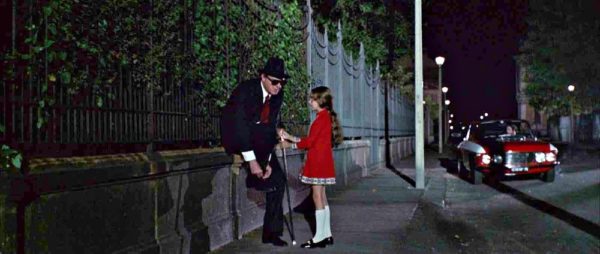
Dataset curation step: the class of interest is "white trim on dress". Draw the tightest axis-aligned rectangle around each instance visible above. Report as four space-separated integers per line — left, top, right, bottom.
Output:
300 175 336 185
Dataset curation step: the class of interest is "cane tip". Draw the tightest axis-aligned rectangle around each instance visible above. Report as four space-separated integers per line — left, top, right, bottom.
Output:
292 240 297 245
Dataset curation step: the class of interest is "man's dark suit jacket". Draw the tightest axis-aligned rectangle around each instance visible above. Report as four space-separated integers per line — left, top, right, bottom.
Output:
220 78 285 190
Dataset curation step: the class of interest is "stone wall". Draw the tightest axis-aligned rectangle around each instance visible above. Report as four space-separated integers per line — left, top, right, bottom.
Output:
0 137 415 253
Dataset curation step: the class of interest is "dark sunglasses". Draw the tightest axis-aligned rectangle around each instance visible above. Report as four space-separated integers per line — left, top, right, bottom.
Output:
266 76 287 86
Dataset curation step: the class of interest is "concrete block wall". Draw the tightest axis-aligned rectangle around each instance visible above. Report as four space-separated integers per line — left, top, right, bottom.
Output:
0 137 415 253
378 137 415 165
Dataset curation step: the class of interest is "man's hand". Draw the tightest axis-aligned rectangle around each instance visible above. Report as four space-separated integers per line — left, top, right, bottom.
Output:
262 164 272 179
248 160 264 178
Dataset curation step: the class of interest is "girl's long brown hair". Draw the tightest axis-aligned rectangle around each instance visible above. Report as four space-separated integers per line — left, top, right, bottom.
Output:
310 86 343 147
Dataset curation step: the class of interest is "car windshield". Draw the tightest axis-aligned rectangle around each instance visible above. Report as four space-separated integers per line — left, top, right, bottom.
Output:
478 120 535 139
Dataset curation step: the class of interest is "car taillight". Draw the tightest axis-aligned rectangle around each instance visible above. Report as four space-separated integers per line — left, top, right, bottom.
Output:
545 152 556 162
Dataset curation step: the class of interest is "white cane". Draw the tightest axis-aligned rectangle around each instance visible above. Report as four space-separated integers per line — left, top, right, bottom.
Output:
280 133 296 245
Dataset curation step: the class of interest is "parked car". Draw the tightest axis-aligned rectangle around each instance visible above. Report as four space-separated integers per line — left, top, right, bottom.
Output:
456 120 559 184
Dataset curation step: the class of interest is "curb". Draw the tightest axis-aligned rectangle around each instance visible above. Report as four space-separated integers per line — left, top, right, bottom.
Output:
421 169 448 208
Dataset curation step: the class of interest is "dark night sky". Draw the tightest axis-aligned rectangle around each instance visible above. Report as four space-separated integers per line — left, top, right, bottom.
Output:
423 0 528 123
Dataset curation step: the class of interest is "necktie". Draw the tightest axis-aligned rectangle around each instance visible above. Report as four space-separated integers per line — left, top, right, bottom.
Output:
260 95 271 123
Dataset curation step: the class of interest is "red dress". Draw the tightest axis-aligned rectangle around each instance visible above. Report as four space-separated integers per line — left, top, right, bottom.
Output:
297 110 336 185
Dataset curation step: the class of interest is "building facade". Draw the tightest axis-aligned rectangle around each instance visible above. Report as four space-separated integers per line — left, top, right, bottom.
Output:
516 65 549 137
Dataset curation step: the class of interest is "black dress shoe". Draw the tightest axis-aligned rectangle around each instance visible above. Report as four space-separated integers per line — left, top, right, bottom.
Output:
300 239 327 248
325 236 334 245
262 236 288 246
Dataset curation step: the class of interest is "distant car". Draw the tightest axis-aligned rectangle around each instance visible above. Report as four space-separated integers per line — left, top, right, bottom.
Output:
448 123 468 147
456 120 559 184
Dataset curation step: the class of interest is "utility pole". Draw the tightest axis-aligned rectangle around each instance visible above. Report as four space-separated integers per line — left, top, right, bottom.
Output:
414 0 425 189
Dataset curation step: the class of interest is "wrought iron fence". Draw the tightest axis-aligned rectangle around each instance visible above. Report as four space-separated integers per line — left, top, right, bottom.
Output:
0 0 224 158
1 69 222 158
304 4 415 167
0 0 413 160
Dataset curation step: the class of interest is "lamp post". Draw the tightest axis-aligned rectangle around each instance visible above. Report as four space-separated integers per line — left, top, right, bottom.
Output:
444 99 450 142
435 56 445 153
442 86 448 142
484 112 488 118
568 85 575 144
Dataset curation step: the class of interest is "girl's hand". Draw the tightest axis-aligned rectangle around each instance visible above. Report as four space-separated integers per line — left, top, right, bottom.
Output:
279 129 291 141
279 129 300 143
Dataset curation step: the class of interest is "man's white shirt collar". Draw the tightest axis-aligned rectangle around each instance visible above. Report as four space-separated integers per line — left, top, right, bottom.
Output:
260 81 269 103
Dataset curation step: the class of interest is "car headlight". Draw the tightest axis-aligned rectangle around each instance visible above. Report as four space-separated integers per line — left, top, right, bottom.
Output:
535 152 545 163
482 154 491 165
493 155 503 164
545 152 556 162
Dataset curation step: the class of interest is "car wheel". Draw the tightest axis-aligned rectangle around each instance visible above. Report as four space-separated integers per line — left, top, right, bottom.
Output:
541 168 556 182
456 158 463 173
466 154 483 185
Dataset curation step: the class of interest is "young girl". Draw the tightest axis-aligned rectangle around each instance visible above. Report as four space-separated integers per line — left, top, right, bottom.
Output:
280 86 343 248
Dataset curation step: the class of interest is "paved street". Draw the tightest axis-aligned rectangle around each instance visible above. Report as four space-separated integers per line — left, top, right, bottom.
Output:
214 148 600 253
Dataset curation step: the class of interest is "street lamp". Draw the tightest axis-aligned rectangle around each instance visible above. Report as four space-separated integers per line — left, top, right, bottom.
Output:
568 85 575 144
442 87 448 143
484 112 488 117
450 114 454 118
480 115 484 120
436 56 445 154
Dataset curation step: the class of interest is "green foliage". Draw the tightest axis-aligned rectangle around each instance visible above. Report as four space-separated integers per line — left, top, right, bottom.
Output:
523 60 572 116
193 0 309 122
4 0 198 127
1 0 310 135
518 0 600 116
426 98 440 120
0 124 22 175
310 0 414 87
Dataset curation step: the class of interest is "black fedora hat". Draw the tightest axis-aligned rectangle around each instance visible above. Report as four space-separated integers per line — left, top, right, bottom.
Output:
259 57 290 80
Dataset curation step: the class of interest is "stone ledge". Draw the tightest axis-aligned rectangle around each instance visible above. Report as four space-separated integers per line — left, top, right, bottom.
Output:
27 147 226 173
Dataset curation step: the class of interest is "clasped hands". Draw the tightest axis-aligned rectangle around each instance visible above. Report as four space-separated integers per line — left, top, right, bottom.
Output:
248 160 271 180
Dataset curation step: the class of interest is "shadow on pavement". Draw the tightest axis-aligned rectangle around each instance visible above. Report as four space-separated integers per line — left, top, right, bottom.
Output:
405 202 488 252
386 164 416 187
438 158 600 240
292 193 316 235
489 182 600 239
439 157 470 182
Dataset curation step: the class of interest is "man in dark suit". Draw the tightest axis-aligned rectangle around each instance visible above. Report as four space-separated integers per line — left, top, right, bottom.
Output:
221 57 289 246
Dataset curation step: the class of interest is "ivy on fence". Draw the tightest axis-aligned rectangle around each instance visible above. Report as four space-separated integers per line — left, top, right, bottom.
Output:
1 0 311 158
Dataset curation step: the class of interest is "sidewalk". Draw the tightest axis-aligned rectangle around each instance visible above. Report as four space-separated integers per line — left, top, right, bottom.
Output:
213 148 449 253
